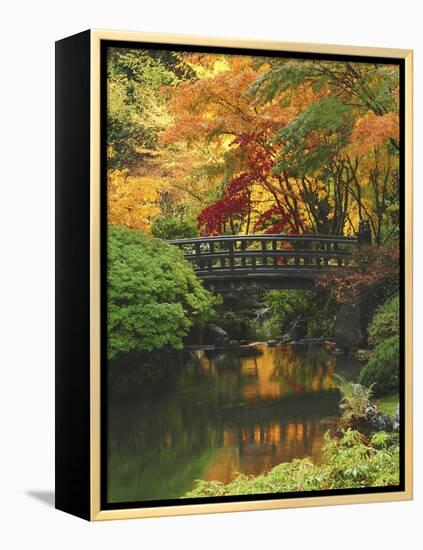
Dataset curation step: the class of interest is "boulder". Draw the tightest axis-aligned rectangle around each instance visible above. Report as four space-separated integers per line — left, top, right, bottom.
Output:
205 324 229 346
365 405 399 432
290 318 307 341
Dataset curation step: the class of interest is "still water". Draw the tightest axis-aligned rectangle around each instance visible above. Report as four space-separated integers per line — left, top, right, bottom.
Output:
107 344 361 503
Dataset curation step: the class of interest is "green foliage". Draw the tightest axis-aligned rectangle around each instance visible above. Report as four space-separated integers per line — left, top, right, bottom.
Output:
357 292 400 400
107 48 178 169
252 59 399 118
264 289 336 337
211 291 263 341
368 294 400 347
336 376 374 429
250 60 319 102
248 318 280 341
107 226 216 359
151 216 198 240
376 394 399 417
359 335 400 396
184 429 400 497
273 97 351 176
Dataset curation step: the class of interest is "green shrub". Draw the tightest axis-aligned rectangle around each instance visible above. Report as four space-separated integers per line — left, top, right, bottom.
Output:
368 294 399 347
358 335 400 396
184 429 399 497
211 290 263 341
336 376 374 429
376 394 399 417
151 216 198 240
108 225 216 359
264 289 336 337
248 318 280 341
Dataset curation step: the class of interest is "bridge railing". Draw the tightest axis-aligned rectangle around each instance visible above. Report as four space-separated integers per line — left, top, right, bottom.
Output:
167 234 358 276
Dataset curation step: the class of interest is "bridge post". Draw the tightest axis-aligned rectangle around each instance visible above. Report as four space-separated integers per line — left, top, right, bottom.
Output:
357 220 372 245
194 242 202 271
303 239 309 266
294 241 300 266
208 241 214 271
334 242 342 267
241 240 247 267
219 240 226 269
261 240 267 266
316 240 321 267
228 240 235 270
272 240 277 266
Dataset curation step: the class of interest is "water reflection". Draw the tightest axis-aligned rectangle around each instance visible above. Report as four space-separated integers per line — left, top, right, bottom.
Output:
107 344 361 503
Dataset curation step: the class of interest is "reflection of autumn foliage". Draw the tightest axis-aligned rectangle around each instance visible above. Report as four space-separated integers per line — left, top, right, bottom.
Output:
271 346 335 394
197 343 339 483
202 417 326 484
316 242 400 305
239 344 335 401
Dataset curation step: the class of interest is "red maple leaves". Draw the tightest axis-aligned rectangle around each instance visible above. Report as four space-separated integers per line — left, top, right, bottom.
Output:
197 193 250 236
198 135 294 236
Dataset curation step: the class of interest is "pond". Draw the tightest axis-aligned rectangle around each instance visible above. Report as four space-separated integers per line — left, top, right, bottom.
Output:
107 343 361 503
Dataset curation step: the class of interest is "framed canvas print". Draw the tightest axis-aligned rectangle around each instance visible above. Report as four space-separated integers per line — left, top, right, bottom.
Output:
55 29 413 521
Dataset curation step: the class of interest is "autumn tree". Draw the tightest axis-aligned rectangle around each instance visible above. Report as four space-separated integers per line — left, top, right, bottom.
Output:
106 50 400 244
107 48 200 232
252 59 400 242
161 56 400 242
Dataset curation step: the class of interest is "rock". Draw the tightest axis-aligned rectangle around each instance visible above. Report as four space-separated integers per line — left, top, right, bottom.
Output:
275 334 291 343
364 405 399 432
289 318 307 341
392 417 400 432
334 304 363 351
393 403 400 431
205 324 229 346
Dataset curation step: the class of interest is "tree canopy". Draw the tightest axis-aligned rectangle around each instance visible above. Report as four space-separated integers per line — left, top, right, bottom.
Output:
107 50 400 245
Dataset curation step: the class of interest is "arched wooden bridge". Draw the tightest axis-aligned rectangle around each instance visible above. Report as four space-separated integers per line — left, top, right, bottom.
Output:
168 234 359 292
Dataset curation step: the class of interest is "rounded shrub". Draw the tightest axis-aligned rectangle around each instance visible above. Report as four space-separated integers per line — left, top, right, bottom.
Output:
368 294 399 347
108 225 216 359
358 335 400 396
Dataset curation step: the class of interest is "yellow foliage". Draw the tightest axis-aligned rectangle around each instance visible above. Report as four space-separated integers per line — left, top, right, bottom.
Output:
185 54 231 78
107 170 165 232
